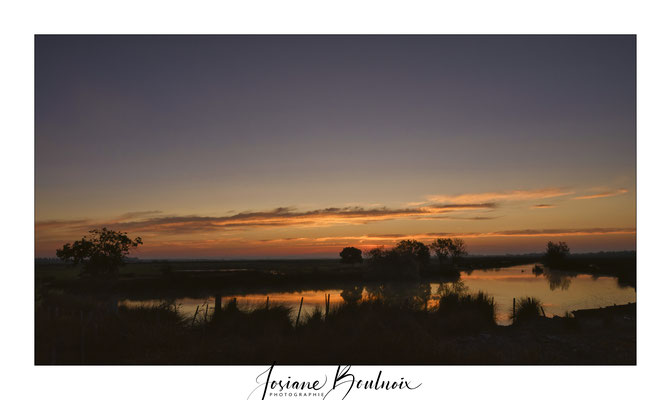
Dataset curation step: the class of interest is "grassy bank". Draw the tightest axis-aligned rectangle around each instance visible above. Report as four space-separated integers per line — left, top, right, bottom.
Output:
35 289 635 365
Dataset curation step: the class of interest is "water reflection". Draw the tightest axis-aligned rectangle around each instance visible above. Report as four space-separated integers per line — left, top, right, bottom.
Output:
364 281 432 309
119 264 636 326
542 268 577 291
340 285 363 305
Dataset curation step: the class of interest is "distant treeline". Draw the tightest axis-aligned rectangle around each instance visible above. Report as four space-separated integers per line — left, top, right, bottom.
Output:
35 251 635 265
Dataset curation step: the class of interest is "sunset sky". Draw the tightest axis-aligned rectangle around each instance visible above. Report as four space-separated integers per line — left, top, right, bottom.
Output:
35 35 635 258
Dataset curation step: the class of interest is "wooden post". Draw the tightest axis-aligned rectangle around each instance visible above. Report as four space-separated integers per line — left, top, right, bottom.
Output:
295 297 304 328
266 296 270 310
191 305 200 327
202 304 209 335
512 298 516 320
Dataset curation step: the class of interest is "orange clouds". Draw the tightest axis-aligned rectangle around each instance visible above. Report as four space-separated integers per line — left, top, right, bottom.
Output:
34 184 635 258
115 227 635 259
573 188 628 200
37 204 497 238
426 188 574 204
36 225 635 258
258 227 636 244
427 187 630 205
531 204 556 209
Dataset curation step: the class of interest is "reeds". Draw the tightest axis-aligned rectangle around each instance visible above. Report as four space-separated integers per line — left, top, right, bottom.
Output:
511 297 543 324
437 289 497 333
38 289 612 364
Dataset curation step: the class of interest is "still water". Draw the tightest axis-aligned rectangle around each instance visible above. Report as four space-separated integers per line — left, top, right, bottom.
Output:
119 264 635 325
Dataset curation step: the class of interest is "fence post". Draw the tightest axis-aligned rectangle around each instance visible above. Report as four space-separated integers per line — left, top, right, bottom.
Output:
513 298 516 320
295 297 304 328
191 305 200 327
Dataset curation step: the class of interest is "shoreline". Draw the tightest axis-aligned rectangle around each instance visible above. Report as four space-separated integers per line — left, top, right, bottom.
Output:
36 253 635 297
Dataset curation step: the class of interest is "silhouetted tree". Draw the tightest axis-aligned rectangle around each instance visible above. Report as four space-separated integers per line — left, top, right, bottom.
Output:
364 246 420 280
393 240 430 267
430 238 451 265
56 228 143 276
448 238 468 264
430 238 468 265
544 241 570 266
339 246 363 264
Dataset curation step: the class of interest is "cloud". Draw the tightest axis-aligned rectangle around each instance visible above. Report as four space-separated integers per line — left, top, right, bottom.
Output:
426 188 573 204
36 203 497 236
260 228 635 244
413 215 499 221
531 204 556 209
573 189 628 200
485 228 635 237
427 203 497 210
115 211 163 221
35 219 90 229
36 225 636 258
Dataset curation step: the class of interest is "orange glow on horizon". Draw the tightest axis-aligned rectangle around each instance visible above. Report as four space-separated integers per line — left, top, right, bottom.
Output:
35 186 636 258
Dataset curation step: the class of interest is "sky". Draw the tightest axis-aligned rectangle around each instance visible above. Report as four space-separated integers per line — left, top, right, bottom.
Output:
35 35 636 258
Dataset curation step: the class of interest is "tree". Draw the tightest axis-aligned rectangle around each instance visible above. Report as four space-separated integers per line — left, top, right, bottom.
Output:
394 240 430 266
56 228 143 276
364 246 420 280
448 238 468 264
430 238 452 265
544 241 570 265
339 246 363 264
430 238 468 265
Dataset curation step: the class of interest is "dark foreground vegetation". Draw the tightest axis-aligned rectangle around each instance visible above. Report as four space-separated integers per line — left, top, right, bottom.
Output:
37 231 635 364
36 288 635 365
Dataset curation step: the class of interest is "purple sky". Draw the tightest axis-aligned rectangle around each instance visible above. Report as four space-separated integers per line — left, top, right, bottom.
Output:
35 36 636 258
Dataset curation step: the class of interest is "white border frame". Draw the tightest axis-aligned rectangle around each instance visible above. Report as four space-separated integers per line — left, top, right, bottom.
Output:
3 1 670 399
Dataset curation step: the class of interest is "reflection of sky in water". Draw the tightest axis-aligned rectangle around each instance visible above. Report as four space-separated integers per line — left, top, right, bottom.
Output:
455 264 635 324
119 264 636 326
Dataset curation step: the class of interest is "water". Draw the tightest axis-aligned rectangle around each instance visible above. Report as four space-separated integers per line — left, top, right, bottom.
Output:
118 264 636 325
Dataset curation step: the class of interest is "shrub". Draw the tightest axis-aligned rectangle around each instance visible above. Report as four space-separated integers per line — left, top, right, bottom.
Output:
56 228 143 276
364 246 420 280
544 241 570 266
339 247 363 264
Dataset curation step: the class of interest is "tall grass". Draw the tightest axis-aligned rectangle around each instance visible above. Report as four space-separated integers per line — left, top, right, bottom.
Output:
437 285 497 333
38 288 622 364
512 297 543 324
